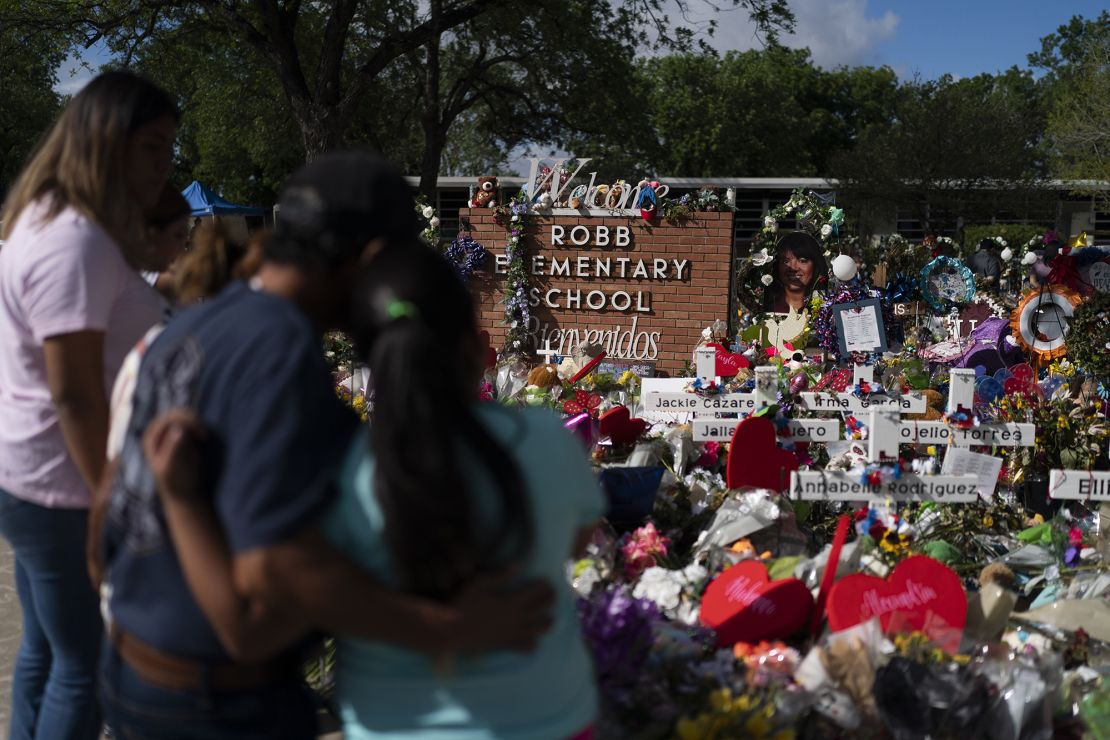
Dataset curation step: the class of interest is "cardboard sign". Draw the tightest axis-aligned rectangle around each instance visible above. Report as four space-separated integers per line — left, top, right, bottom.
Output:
789 471 979 502
596 357 657 378
1048 469 1110 501
826 555 967 652
693 418 840 443
725 416 798 493
700 560 814 646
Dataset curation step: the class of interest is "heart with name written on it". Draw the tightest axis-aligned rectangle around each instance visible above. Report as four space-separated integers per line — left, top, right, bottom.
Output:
700 560 814 646
599 405 647 446
826 555 966 653
725 416 798 493
708 343 750 378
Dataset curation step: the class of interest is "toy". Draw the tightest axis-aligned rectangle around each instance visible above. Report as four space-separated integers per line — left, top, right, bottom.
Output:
526 364 561 389
469 176 499 208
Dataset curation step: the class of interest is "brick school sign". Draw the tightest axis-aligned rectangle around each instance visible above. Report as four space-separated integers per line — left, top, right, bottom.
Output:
463 209 734 376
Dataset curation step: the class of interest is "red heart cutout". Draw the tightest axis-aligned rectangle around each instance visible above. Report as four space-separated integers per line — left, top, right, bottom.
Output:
478 331 496 369
700 560 814 646
599 406 647 446
826 555 966 652
708 343 750 377
725 417 797 492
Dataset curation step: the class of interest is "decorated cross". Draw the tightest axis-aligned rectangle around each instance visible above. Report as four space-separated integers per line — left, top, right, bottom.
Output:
535 339 559 365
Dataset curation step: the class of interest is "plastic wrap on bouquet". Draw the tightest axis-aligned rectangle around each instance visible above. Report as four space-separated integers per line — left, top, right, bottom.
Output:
599 466 665 526
494 359 529 400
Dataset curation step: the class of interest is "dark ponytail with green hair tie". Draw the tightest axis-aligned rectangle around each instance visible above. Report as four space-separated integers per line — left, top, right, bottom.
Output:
352 242 531 602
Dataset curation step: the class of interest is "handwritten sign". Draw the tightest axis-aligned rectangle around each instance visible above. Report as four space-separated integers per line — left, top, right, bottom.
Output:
1048 470 1110 501
789 471 980 502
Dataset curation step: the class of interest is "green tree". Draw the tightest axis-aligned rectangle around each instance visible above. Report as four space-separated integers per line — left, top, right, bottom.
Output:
831 70 1049 238
0 24 64 196
3 0 793 201
561 47 899 180
1030 13 1110 208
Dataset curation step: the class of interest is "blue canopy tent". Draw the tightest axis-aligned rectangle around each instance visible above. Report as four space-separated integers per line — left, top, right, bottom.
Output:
181 181 264 218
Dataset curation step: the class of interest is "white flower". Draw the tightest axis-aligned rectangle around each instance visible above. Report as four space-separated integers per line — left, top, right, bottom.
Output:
1022 252 1038 265
633 567 683 611
428 217 440 229
422 206 435 219
750 248 773 266
763 216 777 231
820 224 833 238
571 565 600 597
1000 247 1013 261
761 273 774 286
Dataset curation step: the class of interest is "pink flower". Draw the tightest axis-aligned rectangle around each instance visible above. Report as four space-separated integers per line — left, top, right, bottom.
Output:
621 522 671 580
696 442 721 469
1068 527 1083 547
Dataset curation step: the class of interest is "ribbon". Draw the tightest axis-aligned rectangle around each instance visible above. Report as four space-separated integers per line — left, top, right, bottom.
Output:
1046 253 1091 296
812 514 850 635
884 273 915 303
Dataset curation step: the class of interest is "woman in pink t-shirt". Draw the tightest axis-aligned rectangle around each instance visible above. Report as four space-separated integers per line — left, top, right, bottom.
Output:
0 71 177 740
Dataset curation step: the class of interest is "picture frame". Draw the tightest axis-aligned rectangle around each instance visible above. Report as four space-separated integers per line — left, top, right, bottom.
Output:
831 297 888 357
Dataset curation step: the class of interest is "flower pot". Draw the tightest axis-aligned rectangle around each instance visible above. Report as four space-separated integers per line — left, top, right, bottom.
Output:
599 466 665 527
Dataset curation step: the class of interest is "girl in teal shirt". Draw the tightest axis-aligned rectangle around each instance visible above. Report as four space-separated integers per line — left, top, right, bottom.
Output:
319 243 602 738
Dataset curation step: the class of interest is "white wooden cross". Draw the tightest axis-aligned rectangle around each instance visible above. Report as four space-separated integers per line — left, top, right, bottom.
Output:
535 339 559 365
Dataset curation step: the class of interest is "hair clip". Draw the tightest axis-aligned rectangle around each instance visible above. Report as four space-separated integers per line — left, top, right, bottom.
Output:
386 300 418 320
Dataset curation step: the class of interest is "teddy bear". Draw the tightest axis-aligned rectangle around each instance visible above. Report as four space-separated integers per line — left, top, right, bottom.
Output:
469 176 499 208
526 364 561 389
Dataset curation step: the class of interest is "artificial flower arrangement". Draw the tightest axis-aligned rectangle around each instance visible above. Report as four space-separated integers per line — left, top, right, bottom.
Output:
660 186 735 223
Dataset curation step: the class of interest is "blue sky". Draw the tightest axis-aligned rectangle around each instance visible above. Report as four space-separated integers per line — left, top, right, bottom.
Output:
55 1 1105 91
707 0 1105 78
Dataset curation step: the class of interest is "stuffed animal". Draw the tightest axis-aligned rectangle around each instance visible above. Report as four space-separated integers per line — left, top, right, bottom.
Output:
526 364 561 389
469 176 499 208
904 389 943 421
636 179 659 222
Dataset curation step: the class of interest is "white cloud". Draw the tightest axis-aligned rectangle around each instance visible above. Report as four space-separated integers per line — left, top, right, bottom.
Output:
701 0 900 68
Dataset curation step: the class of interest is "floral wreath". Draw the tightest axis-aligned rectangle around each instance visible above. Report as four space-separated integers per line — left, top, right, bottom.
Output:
736 189 844 315
444 234 488 283
1066 291 1110 378
919 256 976 313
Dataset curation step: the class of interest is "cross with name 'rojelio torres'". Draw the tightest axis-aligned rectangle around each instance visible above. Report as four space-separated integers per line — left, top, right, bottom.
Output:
641 350 1035 504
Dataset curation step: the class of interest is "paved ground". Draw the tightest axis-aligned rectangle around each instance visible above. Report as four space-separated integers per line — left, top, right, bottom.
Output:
0 541 17 729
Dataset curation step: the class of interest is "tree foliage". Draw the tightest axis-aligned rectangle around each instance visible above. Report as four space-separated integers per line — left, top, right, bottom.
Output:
831 70 1049 237
0 22 65 197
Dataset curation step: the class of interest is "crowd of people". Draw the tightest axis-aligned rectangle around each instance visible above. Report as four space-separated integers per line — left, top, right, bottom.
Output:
0 71 601 739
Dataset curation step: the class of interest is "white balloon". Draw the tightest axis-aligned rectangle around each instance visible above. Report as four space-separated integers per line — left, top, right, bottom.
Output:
1022 252 1038 265
831 254 858 281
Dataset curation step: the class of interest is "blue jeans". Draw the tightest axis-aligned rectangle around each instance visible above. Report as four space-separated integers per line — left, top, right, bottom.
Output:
0 489 103 739
99 642 318 739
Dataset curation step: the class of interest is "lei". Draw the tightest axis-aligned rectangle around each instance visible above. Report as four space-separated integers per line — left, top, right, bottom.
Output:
736 188 843 315
493 192 534 356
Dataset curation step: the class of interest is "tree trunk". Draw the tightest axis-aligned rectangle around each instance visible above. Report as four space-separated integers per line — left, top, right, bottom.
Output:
417 0 443 203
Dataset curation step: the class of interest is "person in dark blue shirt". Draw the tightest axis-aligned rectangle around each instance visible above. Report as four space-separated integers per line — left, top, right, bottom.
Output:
95 152 554 739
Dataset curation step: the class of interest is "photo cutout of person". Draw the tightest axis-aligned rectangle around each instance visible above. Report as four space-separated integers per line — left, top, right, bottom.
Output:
765 232 829 313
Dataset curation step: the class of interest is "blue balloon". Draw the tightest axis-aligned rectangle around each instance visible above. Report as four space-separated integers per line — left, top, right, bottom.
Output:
976 377 1003 403
994 368 1013 383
